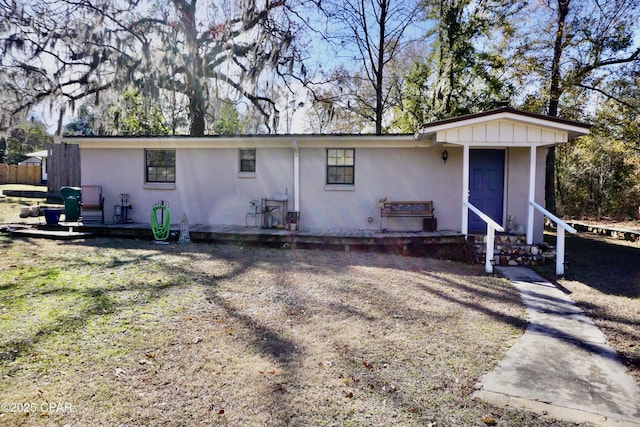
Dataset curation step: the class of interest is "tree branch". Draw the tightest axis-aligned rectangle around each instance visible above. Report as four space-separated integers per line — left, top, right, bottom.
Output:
576 83 640 113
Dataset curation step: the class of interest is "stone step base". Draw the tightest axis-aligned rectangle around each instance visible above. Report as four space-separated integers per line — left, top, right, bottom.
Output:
468 234 556 266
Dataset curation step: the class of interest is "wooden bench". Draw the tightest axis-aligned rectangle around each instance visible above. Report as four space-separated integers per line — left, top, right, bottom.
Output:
380 200 437 231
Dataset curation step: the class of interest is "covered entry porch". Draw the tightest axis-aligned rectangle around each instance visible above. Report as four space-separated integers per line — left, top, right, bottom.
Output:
415 107 591 274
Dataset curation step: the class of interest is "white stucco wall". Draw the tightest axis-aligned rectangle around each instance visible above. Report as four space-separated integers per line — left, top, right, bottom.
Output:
505 147 547 243
81 147 295 225
81 144 463 230
298 146 461 230
79 138 548 241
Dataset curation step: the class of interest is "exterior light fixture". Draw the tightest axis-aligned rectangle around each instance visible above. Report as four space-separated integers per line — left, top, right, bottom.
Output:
442 150 449 163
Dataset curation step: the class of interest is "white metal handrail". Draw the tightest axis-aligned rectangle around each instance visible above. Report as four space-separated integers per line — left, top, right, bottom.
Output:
464 201 504 274
529 201 576 275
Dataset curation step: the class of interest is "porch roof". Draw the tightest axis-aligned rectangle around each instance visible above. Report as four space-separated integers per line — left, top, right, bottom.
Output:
414 106 591 147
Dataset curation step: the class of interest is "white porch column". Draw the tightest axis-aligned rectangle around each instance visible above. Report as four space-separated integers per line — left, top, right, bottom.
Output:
526 145 536 244
556 227 566 275
486 225 496 273
292 141 300 211
461 144 469 235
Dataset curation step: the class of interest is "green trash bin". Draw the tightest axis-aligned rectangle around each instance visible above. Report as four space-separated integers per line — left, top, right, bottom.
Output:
60 186 81 222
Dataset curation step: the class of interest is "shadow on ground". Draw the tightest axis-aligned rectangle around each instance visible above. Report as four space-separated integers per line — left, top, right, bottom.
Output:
535 231 640 385
540 232 640 298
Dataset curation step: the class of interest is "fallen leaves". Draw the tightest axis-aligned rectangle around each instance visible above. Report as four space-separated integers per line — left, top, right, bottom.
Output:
482 416 497 425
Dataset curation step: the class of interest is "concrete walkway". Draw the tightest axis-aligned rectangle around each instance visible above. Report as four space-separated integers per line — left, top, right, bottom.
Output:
474 267 640 426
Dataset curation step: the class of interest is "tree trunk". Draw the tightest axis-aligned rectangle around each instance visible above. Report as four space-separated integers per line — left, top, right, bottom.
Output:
545 0 570 215
189 97 206 136
175 0 206 136
375 0 388 135
545 147 557 214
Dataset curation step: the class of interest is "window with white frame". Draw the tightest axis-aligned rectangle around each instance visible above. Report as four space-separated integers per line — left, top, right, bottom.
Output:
145 149 176 183
239 149 256 173
327 148 354 185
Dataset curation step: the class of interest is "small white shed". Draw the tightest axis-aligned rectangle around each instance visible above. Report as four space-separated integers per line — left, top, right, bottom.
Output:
25 149 49 183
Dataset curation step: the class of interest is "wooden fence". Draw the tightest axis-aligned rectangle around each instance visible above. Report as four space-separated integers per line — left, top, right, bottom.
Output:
0 164 42 185
47 143 80 193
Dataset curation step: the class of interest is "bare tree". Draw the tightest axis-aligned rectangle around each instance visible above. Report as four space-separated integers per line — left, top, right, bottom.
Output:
316 0 421 134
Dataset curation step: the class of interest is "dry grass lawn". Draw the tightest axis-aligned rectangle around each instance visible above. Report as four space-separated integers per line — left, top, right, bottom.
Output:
0 236 588 426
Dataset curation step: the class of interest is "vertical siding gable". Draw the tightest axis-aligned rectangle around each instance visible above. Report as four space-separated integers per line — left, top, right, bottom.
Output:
499 121 514 142
513 123 528 142
439 121 532 144
433 119 573 145
555 131 568 143
441 129 459 142
527 126 542 142
459 126 473 141
472 125 485 142
486 122 500 141
542 129 558 143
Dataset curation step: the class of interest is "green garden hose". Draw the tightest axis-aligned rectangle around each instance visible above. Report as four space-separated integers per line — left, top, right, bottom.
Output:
151 204 171 241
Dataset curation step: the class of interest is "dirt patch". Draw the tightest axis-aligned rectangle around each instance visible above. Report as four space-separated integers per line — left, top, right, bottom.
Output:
0 185 49 225
0 237 587 426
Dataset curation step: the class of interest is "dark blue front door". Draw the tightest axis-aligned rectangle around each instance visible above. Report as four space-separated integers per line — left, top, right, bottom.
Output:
468 149 505 233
